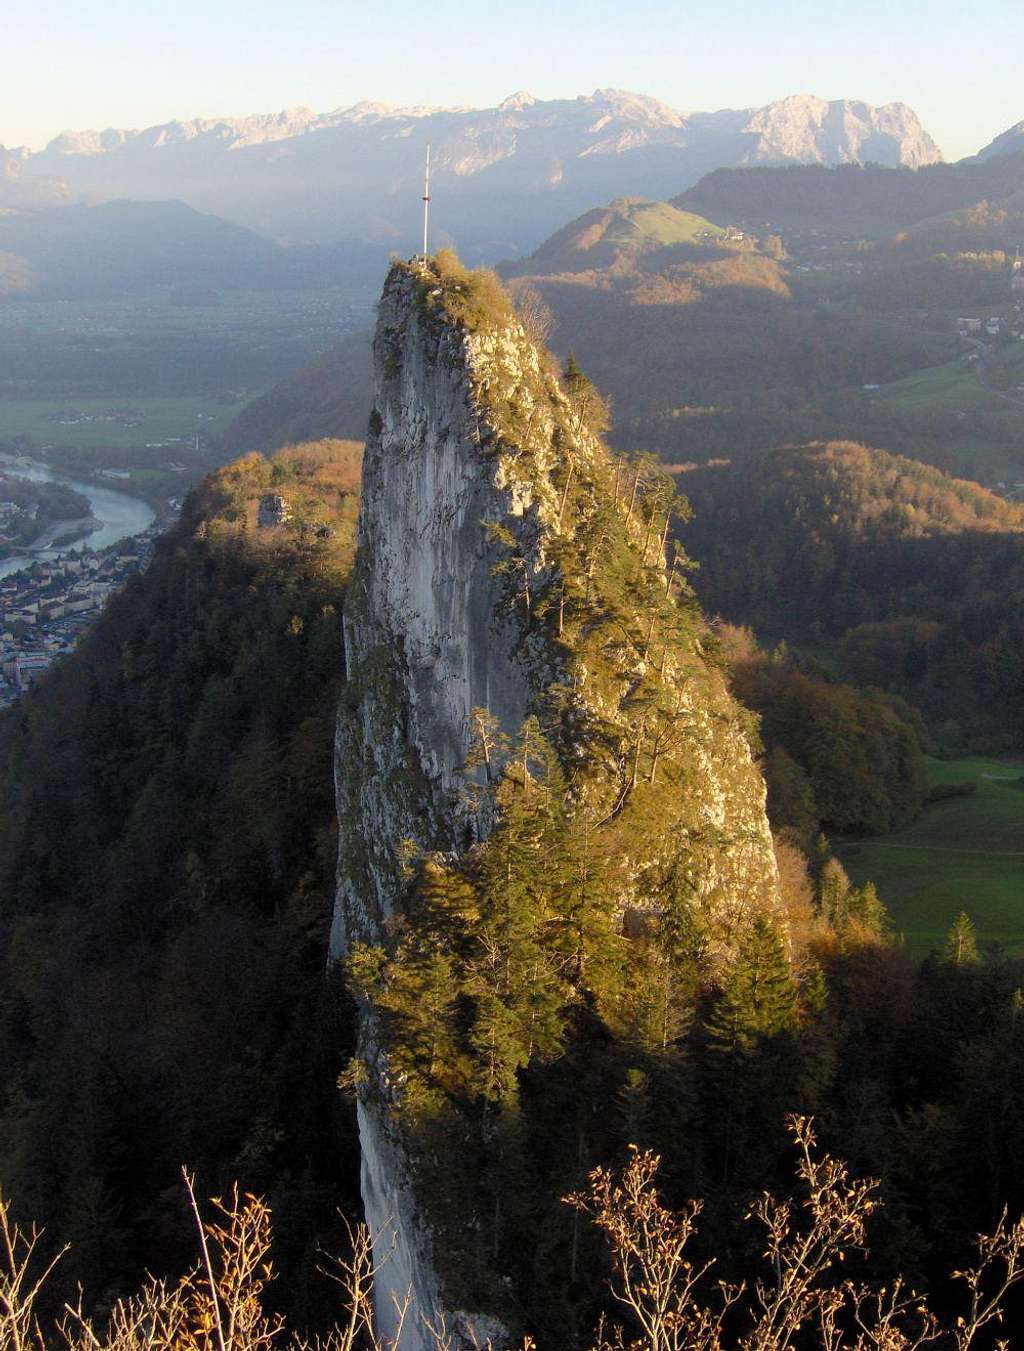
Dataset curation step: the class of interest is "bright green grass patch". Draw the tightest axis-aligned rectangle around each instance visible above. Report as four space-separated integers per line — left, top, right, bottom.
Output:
876 358 993 415
606 200 723 249
840 755 1024 960
0 396 241 452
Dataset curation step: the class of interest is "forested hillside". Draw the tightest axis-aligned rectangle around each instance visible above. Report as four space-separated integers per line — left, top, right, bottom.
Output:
499 209 945 449
716 624 927 839
0 474 93 554
497 175 1024 482
221 147 1024 493
226 203 954 473
500 196 727 276
0 417 1020 1350
679 442 1024 750
675 154 1024 237
0 201 285 299
0 440 363 1322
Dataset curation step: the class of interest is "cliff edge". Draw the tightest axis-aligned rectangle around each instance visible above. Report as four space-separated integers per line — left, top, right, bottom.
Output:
331 254 781 1346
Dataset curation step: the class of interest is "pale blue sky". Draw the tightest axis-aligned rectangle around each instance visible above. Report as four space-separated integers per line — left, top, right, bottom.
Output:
4 0 1018 160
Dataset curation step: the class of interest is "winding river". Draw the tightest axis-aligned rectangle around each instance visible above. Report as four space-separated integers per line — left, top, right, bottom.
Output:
0 454 156 580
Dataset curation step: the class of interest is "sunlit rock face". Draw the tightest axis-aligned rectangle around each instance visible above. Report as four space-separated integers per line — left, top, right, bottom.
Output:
331 258 781 1347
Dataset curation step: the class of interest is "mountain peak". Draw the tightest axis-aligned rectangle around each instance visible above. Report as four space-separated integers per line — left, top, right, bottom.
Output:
498 90 537 112
741 94 941 167
583 87 686 126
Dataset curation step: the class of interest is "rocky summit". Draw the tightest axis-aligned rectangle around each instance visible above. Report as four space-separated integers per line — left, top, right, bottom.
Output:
331 254 781 1344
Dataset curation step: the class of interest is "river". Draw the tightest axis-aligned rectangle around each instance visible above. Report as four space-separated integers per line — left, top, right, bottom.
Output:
0 455 156 580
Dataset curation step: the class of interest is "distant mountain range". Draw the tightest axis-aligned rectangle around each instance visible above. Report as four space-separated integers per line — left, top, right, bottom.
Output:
5 89 943 257
0 200 282 298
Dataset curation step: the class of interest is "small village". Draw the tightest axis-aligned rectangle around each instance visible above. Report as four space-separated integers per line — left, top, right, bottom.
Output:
0 524 160 710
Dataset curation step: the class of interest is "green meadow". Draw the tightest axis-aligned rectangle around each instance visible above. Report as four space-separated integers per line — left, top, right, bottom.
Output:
839 755 1024 960
0 396 241 453
877 356 993 414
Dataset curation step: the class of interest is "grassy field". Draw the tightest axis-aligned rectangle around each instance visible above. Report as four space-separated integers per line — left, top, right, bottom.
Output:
871 351 1024 484
877 356 993 414
0 396 243 453
839 756 1024 960
604 200 724 248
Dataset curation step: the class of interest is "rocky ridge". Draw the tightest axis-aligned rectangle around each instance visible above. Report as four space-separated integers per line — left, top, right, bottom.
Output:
974 118 1024 162
16 90 942 253
330 255 781 1344
734 95 940 168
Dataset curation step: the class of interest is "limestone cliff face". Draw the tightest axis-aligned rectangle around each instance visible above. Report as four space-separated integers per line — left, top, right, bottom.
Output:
331 257 781 1346
331 262 553 1348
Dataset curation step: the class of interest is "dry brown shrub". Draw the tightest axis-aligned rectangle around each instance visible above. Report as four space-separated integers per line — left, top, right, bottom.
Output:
568 1116 1024 1351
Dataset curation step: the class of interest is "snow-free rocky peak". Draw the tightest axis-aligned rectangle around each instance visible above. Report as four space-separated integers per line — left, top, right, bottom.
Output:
737 94 941 168
331 254 782 1346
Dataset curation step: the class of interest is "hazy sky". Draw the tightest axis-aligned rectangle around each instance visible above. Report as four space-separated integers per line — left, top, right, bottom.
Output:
4 0 1018 160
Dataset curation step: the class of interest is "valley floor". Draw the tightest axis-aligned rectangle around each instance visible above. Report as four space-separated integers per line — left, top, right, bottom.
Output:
839 755 1024 959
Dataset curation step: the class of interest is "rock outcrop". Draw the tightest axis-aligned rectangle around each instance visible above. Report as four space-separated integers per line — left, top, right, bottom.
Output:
734 95 941 169
257 493 292 528
331 255 781 1346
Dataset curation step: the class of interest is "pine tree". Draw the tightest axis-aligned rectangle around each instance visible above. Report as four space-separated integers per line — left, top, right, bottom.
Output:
464 706 510 789
550 811 620 992
464 721 572 1103
846 880 890 939
414 853 479 934
562 353 610 438
703 912 800 1184
944 910 979 965
795 966 838 1111
817 857 852 931
616 1067 651 1145
705 913 799 1056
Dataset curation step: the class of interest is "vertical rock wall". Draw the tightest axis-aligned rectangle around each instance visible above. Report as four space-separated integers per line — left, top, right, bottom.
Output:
331 258 781 1347
331 263 555 1347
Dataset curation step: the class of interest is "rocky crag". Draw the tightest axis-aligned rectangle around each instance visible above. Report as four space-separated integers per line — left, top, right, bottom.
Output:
330 254 781 1346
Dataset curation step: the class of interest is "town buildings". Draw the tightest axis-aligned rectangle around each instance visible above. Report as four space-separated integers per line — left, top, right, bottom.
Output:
0 526 159 710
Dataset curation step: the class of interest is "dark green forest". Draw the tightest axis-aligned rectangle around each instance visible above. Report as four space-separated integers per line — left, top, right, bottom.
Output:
0 441 364 1324
674 155 1024 238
